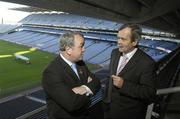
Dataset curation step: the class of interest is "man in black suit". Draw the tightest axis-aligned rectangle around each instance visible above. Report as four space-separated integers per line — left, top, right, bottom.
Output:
104 23 156 119
42 32 101 119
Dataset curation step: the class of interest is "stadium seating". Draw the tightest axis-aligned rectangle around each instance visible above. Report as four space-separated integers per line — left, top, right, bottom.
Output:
19 13 121 31
0 13 180 119
0 24 179 66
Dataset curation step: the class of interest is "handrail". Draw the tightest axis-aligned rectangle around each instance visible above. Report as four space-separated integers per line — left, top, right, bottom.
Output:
16 105 47 119
146 86 180 119
157 86 180 95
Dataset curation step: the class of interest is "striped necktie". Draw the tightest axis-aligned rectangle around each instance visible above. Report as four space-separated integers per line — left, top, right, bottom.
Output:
116 56 128 75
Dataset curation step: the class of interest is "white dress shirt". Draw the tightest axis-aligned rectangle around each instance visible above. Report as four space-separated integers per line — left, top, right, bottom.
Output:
60 53 93 96
116 48 137 74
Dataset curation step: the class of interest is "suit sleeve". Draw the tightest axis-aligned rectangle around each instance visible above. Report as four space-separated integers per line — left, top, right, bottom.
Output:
84 65 101 95
42 65 90 112
119 60 157 102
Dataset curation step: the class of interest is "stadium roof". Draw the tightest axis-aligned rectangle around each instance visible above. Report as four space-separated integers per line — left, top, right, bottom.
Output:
1 0 180 38
10 6 49 13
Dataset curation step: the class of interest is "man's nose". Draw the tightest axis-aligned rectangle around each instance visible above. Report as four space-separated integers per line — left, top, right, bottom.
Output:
82 47 85 52
118 40 122 44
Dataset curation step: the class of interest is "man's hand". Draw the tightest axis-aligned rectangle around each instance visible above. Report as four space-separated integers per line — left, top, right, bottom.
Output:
111 75 124 88
87 76 92 83
72 86 87 95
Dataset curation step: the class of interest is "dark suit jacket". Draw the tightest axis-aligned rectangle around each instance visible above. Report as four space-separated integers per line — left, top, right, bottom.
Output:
42 55 100 119
104 48 156 119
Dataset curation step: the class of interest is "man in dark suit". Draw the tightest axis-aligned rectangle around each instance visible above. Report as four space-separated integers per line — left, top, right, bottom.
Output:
42 32 101 119
104 23 156 119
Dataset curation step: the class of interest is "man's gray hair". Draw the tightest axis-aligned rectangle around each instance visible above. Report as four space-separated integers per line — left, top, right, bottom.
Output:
59 32 82 51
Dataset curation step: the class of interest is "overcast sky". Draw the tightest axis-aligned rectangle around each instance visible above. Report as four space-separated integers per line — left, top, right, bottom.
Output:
0 1 30 24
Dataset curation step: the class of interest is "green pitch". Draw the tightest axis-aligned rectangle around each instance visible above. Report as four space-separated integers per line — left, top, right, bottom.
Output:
0 40 99 98
0 40 55 98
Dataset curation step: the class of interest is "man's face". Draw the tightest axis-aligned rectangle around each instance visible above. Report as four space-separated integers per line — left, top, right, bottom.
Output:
117 27 137 54
70 34 85 62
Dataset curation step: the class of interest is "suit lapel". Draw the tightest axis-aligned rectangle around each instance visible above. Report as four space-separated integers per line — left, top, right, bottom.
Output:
112 50 121 75
56 56 80 82
104 49 121 103
76 65 86 84
119 49 140 76
65 65 80 82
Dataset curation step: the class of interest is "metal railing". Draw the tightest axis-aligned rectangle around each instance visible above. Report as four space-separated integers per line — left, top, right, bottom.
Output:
146 86 180 119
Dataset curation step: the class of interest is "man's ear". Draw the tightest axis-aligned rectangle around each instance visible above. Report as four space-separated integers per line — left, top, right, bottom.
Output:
65 46 72 55
132 41 137 46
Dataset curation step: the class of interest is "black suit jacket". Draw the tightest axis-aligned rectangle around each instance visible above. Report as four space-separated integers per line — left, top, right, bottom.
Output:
42 55 100 119
104 48 156 119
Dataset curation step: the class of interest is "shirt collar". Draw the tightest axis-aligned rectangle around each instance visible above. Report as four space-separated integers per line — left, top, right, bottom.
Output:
123 48 137 60
60 53 73 67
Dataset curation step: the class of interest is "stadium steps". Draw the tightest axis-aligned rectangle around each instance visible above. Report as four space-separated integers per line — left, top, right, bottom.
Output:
0 96 45 119
0 87 42 104
25 109 48 119
0 87 44 119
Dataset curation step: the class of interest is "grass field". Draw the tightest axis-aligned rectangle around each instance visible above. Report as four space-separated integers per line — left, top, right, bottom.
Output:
0 40 55 98
0 40 99 98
